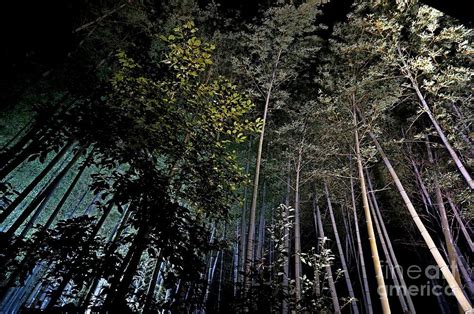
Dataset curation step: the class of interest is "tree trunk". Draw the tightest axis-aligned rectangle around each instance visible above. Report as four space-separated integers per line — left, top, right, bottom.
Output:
426 140 463 313
0 117 34 152
0 142 73 225
315 192 341 314
354 112 391 314
256 181 266 264
42 153 90 230
311 189 321 299
366 182 409 313
81 204 132 308
0 127 45 179
447 196 474 253
104 224 148 310
239 140 252 288
324 182 359 314
294 146 303 304
349 156 373 314
243 48 282 295
398 46 474 189
282 160 291 314
6 145 86 237
366 170 416 314
365 123 473 312
144 254 162 312
454 244 474 299
46 202 113 309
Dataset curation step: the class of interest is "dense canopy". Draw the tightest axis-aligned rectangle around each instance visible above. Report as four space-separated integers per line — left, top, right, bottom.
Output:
0 0 472 313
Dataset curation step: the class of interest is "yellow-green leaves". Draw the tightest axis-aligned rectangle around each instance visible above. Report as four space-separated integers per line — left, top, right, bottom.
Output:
161 20 215 82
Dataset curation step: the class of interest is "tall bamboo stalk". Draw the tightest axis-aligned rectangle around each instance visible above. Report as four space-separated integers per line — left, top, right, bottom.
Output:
354 112 391 314
324 182 359 314
426 141 463 313
244 48 283 295
144 254 162 312
0 142 73 224
46 202 114 309
315 193 341 314
294 144 303 303
349 157 373 314
239 140 251 287
282 160 291 313
447 196 474 253
365 124 473 312
398 46 474 190
14 146 87 237
256 182 266 263
366 170 416 313
311 191 321 299
367 184 409 313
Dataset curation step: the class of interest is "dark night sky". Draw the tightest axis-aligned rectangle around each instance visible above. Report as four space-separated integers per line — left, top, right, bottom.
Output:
0 0 472 108
1 0 471 70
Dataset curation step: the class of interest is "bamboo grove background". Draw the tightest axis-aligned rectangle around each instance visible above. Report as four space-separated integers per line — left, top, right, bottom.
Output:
0 0 473 312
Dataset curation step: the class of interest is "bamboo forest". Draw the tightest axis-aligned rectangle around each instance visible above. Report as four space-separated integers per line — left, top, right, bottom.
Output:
0 0 473 313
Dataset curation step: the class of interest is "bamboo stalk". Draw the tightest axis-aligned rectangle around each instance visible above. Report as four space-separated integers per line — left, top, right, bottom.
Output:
282 160 291 314
366 170 416 313
367 182 409 312
398 46 474 190
244 48 283 295
349 157 373 314
366 127 473 313
315 192 341 314
324 182 359 314
294 146 303 303
354 112 391 314
447 196 474 253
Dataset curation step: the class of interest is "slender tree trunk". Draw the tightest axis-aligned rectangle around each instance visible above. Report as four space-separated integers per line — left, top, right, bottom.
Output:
454 244 474 299
366 183 409 313
46 202 113 309
233 227 239 297
349 156 373 314
244 48 282 295
353 112 391 314
351 174 373 314
104 224 147 310
426 141 463 313
282 160 291 314
102 234 139 308
294 146 303 304
256 182 266 263
447 196 474 253
315 193 341 314
81 205 132 308
217 242 225 313
43 153 90 230
5 145 86 237
364 121 473 312
0 156 90 286
312 189 321 299
0 142 73 224
409 158 433 208
449 103 474 156
342 204 356 268
0 128 45 179
144 254 162 312
0 117 34 151
366 170 416 314
324 182 359 314
239 141 252 288
204 250 220 306
398 46 474 189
